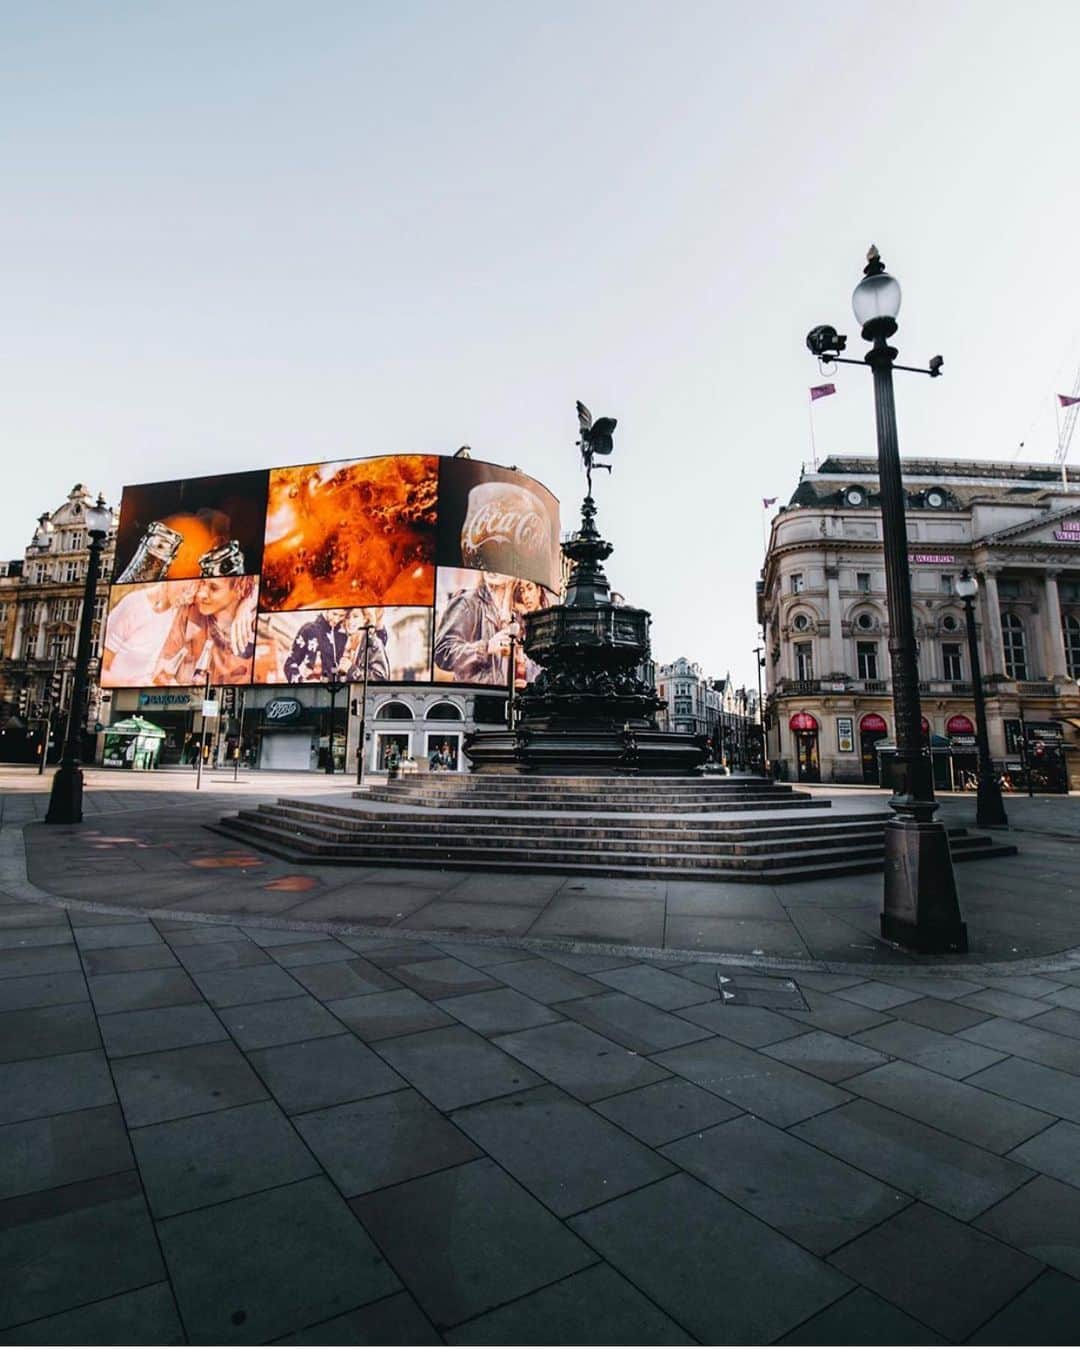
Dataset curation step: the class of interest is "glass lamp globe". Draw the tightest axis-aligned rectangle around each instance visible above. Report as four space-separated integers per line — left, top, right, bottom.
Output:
85 498 112 536
955 571 978 600
852 271 902 326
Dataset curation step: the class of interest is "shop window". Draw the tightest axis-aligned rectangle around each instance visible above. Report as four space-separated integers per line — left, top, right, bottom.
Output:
942 643 963 680
856 642 878 680
427 701 463 720
1065 614 1080 679
1002 613 1028 679
375 700 413 720
856 572 871 593
794 642 814 681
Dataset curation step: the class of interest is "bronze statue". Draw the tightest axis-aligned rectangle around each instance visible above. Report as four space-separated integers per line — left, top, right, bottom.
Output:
575 401 617 498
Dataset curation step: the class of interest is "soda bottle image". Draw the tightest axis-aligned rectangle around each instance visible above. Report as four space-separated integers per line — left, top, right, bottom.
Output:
116 522 183 584
198 541 246 577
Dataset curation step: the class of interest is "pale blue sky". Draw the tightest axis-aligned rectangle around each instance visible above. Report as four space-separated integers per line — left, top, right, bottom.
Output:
4 1 1080 684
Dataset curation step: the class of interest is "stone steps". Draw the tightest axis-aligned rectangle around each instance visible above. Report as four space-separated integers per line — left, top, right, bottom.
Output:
361 789 817 814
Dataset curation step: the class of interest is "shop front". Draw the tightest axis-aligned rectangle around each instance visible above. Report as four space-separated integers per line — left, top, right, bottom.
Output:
859 713 888 785
789 711 820 783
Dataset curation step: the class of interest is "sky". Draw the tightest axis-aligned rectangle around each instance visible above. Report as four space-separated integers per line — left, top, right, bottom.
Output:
4 1 1080 687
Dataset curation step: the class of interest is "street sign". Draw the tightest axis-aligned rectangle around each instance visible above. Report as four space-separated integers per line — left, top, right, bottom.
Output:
202 700 219 719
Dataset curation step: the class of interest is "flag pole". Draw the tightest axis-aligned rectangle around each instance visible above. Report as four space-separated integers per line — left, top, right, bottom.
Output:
808 395 819 471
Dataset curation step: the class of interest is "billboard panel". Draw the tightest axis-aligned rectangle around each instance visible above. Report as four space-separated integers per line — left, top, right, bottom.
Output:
102 577 259 688
433 567 557 689
253 606 432 684
260 455 438 611
113 470 269 583
436 458 561 593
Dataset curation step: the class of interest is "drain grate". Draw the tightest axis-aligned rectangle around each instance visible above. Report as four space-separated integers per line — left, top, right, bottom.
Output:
715 970 809 1011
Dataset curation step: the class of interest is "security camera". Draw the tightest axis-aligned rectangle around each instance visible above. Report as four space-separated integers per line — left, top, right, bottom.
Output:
928 355 944 378
806 325 847 359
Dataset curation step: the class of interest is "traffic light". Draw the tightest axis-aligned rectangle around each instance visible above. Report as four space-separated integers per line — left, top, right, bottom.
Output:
15 687 29 719
48 670 63 706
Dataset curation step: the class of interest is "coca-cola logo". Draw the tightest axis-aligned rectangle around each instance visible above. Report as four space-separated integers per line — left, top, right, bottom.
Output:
462 501 547 557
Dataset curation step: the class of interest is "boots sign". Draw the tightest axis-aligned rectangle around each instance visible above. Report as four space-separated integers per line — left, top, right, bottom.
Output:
265 697 303 724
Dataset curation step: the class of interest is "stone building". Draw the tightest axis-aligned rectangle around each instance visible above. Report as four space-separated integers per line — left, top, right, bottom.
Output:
758 455 1080 788
656 657 759 765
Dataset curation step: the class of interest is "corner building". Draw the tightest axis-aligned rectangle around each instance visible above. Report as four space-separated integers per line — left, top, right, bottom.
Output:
759 456 1080 788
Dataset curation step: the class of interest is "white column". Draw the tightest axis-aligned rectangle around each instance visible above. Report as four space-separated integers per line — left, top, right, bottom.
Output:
982 571 1005 675
1043 571 1069 680
826 568 843 674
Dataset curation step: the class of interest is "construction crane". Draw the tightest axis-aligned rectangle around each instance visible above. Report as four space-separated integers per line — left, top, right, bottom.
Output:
1056 365 1080 490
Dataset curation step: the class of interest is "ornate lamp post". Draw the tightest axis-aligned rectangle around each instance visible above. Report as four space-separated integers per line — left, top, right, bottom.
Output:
46 496 112 825
753 645 767 775
354 623 374 787
807 248 966 952
955 570 1009 829
324 674 345 774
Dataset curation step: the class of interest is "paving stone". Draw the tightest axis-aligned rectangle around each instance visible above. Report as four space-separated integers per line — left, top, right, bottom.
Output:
0 1049 115 1125
0 1104 132 1201
82 944 179 975
351 1158 595 1330
275 1291 440 1345
160 1175 399 1344
392 956 501 999
192 962 307 1008
1044 985 1080 1011
854 1019 1007 1080
570 1171 851 1344
892 995 993 1033
218 995 345 1050
0 904 68 930
494 1021 670 1103
0 925 73 951
1029 1006 1080 1041
786 971 867 993
1008 1119 1080 1187
376 1025 542 1110
786 990 893 1037
328 989 457 1040
593 1077 743 1146
173 939 272 973
0 1002 100 1062
436 986 563 1036
545 951 639 974
975 1173 1080 1278
165 924 248 947
967 1269 1080 1344
675 1000 806 1047
981 975 1068 999
833 981 924 1010
654 1036 851 1126
792 1099 1035 1221
828 1202 1043 1341
289 957 400 1001
778 1286 946 1345
355 940 452 966
0 971 87 1012
762 1029 890 1083
489 957 608 1004
250 1033 404 1115
271 940 359 968
73 922 162 951
967 1056 1080 1124
132 1099 321 1218
243 927 334 948
958 988 1054 1021
444 1262 694 1345
870 975 986 1002
555 991 711 1054
112 1041 268 1127
99 1003 227 1058
0 1173 163 1331
662 1114 910 1255
591 963 718 1010
960 1016 1080 1073
87 967 202 1015
0 944 81 978
0 1281 184 1346
845 1059 1054 1154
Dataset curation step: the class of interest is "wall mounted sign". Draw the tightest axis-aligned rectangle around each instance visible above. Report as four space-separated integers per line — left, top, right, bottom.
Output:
264 697 303 724
946 714 975 735
1053 521 1080 542
789 711 819 732
836 716 854 753
138 691 196 709
907 553 956 564
860 713 888 733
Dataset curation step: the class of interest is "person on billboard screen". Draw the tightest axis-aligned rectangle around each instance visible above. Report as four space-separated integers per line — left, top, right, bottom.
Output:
283 608 347 683
103 582 191 686
339 608 391 682
434 571 516 685
152 577 257 685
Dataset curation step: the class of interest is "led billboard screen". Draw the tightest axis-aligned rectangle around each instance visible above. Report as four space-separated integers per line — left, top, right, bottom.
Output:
434 568 558 689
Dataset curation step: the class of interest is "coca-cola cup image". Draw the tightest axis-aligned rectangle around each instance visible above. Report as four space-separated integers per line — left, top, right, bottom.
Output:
459 482 554 583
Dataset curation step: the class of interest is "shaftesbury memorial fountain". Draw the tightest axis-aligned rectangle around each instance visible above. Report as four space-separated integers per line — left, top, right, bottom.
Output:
465 403 707 776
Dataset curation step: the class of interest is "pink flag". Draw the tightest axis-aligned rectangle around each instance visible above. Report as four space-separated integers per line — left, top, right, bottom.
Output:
762 497 777 508
1058 393 1080 408
810 383 836 401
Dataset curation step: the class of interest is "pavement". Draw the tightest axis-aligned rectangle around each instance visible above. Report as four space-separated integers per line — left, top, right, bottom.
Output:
2 766 1080 1344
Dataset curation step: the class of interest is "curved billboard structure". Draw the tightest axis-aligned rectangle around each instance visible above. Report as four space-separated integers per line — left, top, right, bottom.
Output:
102 454 560 693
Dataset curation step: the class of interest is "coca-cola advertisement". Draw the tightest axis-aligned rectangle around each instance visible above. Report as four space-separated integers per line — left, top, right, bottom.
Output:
113 470 269 583
433 567 557 688
252 606 432 684
436 459 560 593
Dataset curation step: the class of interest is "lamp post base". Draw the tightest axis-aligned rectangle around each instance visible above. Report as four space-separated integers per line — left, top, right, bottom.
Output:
976 779 1009 831
880 818 968 953
45 763 84 825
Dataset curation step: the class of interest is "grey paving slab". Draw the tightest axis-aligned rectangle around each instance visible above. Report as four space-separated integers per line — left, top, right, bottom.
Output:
555 991 711 1054
98 1001 227 1059
1030 1005 1080 1041
405 897 539 936
662 1114 910 1255
250 1033 404 1114
87 967 202 1015
1008 1119 1080 1187
132 1099 321 1218
961 1016 1080 1074
0 970 87 1012
833 980 924 1010
173 939 272 972
762 1029 891 1083
981 974 1069 999
828 1201 1043 1341
0 1174 164 1332
590 963 718 1010
494 1021 670 1103
0 944 80 978
0 924 72 950
958 987 1055 1021
778 1286 946 1345
968 1056 1080 1123
352 939 452 965
289 956 400 1000
1045 984 1080 1011
275 1291 440 1345
351 1158 595 1331
786 971 867 993
844 1059 1054 1154
654 1036 851 1126
967 1269 1080 1345
0 1049 115 1125
436 986 563 1035
875 974 987 1001
787 990 893 1037
593 1077 743 1146
791 1099 1035 1221
543 950 637 974
854 1019 1008 1080
975 1173 1080 1278
569 1171 851 1345
270 939 360 968
675 999 807 1047
73 922 162 951
0 1104 132 1201
0 1002 100 1062
243 927 334 948
392 956 502 999
664 913 812 958
892 995 993 1033
0 1281 184 1346
435 940 536 968
376 1025 543 1111
452 1083 674 1217
489 956 609 1004
112 1040 269 1127
529 895 666 946
218 995 345 1050
192 962 307 1008
444 1262 694 1345
328 989 457 1040
159 1175 400 1344
0 904 68 929
165 923 249 947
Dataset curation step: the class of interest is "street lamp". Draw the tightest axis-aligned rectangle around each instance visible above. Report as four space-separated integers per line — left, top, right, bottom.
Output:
324 674 345 774
506 620 521 729
45 496 112 825
753 645 767 775
354 623 374 787
807 247 966 952
955 570 1009 829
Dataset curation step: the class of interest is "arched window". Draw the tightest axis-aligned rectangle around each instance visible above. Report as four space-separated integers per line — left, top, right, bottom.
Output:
1002 613 1027 680
1065 614 1080 679
427 702 463 721
375 700 414 720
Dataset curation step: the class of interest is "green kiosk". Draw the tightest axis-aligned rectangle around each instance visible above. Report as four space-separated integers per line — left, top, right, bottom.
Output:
102 716 166 771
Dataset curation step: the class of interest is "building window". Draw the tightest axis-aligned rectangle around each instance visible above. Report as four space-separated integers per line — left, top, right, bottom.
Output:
940 574 954 594
1065 615 1080 679
1002 613 1028 680
856 572 871 593
31 562 49 584
855 611 874 631
63 561 81 583
942 643 963 680
792 613 809 632
790 573 804 594
856 642 878 680
795 642 814 681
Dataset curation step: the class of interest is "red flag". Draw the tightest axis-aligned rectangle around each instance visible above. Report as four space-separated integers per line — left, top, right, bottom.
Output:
810 383 836 401
762 497 777 508
1058 393 1080 408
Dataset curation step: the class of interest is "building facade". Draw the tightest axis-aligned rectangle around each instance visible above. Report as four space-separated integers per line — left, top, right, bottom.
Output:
656 657 760 766
759 456 1080 788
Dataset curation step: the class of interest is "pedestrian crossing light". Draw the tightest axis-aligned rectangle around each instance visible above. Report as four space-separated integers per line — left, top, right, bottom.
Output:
48 671 63 706
16 687 29 718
